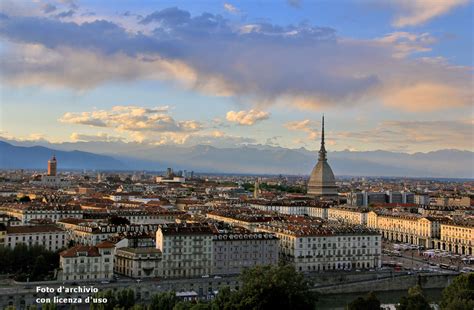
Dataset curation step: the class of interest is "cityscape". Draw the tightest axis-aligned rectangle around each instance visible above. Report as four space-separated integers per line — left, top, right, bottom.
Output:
0 1 473 310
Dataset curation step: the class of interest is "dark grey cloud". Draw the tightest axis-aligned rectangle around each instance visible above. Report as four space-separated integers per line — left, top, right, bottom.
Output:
55 10 75 19
41 3 57 14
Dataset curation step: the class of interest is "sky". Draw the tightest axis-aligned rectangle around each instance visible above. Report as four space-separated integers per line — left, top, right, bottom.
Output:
0 0 472 154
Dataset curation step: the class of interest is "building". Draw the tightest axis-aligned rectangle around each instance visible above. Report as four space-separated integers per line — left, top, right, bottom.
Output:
58 241 115 281
307 206 329 219
206 208 281 232
414 194 431 206
47 155 57 176
367 211 444 248
5 225 67 251
307 116 338 199
328 206 368 225
212 230 279 275
0 204 83 224
349 192 386 207
257 218 381 272
438 221 473 255
156 223 214 278
115 247 163 278
0 224 6 246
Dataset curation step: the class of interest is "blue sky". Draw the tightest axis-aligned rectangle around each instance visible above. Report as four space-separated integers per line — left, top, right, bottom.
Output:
0 0 472 153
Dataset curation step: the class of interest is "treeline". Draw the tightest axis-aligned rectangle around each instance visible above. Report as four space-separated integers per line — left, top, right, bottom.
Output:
89 264 317 310
347 273 474 310
0 244 60 281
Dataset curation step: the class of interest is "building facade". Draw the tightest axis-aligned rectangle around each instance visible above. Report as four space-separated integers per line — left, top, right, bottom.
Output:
156 223 214 278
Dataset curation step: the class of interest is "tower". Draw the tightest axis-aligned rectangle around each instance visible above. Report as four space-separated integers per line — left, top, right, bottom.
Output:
47 155 57 176
254 178 261 199
307 116 338 198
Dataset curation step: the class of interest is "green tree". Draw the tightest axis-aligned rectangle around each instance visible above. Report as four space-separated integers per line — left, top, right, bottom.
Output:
31 255 48 281
348 292 381 310
397 285 431 310
235 264 317 310
210 287 239 310
440 273 474 310
149 292 179 310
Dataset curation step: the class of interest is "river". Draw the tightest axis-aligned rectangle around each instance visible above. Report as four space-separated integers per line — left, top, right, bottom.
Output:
315 288 443 309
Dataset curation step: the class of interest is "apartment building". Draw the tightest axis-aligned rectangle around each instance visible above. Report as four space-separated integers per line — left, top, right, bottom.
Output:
115 247 163 278
212 231 279 275
256 218 381 272
439 221 473 255
367 211 444 248
5 225 67 251
0 204 82 224
156 223 214 278
328 207 368 225
58 241 115 281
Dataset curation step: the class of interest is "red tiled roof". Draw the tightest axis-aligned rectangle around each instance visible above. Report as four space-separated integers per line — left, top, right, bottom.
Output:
6 225 65 234
60 245 100 258
96 240 115 248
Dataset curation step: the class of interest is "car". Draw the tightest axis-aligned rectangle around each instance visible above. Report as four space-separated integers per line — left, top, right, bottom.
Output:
100 281 110 284
214 276 222 279
201 275 210 278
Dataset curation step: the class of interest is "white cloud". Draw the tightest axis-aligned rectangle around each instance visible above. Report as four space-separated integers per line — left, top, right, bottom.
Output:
392 0 468 27
226 109 270 126
284 119 320 141
60 105 202 133
70 132 124 142
223 3 239 14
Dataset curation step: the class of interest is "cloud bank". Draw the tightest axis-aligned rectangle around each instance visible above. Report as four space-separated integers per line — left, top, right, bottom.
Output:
0 8 471 112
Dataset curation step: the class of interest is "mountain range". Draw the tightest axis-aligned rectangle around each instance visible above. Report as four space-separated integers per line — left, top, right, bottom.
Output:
0 140 472 178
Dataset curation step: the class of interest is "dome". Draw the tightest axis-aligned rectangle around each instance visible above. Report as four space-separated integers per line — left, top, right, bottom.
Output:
307 160 337 197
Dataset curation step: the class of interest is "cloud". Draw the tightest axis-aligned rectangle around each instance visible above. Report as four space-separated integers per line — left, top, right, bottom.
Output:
333 119 473 152
223 3 239 14
284 119 320 140
70 132 124 142
226 109 270 126
374 32 436 58
382 82 470 112
55 10 75 19
41 3 57 14
0 9 471 112
59 105 201 133
287 0 301 8
391 0 468 27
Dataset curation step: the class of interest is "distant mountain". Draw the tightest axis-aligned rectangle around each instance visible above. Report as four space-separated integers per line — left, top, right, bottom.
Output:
0 141 125 171
0 140 472 178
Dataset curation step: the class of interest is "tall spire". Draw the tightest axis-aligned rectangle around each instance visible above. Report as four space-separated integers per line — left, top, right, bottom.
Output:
318 115 327 161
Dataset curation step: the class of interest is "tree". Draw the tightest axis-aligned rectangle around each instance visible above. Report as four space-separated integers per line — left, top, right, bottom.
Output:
31 255 48 281
109 216 130 226
211 287 239 310
18 195 31 202
440 273 474 310
348 292 381 310
235 264 318 310
149 292 179 310
397 285 431 310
